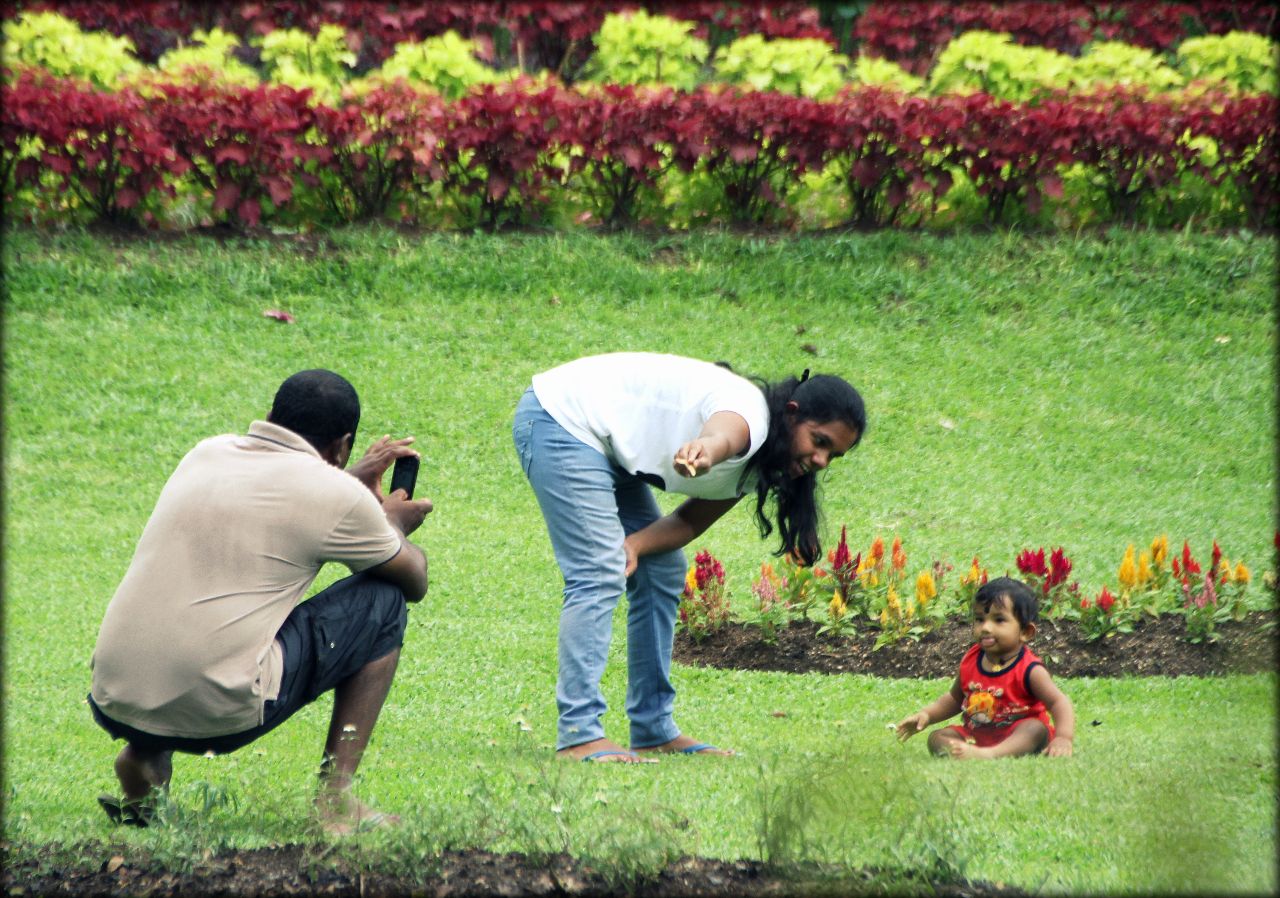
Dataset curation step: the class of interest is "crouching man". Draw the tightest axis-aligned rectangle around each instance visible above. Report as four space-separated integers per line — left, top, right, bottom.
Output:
88 369 431 836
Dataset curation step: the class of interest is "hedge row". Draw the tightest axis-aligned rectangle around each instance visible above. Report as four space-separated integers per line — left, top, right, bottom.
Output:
4 71 1275 232
7 0 1277 73
854 1 1280 74
3 1 830 73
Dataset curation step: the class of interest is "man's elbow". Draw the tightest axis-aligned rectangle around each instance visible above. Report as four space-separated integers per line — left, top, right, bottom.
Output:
405 568 428 603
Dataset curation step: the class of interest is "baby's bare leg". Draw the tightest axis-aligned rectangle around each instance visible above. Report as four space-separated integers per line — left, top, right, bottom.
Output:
950 720 1049 760
927 727 968 757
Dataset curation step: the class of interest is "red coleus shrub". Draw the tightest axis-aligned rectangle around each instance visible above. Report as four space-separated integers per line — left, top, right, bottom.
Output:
145 80 325 228
560 83 682 227
1068 87 1200 224
937 91 1082 224
1181 91 1279 230
669 87 823 225
807 86 956 228
308 80 445 222
435 78 567 230
3 68 186 225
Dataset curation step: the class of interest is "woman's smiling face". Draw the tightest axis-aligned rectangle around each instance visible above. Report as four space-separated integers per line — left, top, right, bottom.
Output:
785 411 859 479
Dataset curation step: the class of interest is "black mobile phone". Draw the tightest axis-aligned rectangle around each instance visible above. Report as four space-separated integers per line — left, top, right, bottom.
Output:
389 455 420 499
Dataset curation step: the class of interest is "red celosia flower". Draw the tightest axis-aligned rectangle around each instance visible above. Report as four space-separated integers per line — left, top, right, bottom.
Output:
832 526 852 572
1210 540 1222 575
1048 548 1072 588
1080 597 1090 610
1181 541 1201 577
1016 548 1047 578
1096 587 1115 613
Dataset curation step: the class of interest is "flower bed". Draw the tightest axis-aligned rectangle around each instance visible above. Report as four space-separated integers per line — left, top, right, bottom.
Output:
674 531 1279 673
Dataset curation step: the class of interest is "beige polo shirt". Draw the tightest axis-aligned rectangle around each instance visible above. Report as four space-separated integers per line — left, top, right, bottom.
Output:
90 421 402 738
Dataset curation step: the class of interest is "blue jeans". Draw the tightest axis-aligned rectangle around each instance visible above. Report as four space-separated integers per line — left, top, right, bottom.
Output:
512 388 686 750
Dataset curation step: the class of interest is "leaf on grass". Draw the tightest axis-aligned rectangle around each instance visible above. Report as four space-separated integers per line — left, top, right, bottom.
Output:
262 309 296 324
939 417 956 430
106 856 124 874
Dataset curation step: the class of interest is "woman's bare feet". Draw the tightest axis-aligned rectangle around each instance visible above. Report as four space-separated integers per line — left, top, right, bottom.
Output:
556 737 657 763
634 735 734 756
314 788 401 836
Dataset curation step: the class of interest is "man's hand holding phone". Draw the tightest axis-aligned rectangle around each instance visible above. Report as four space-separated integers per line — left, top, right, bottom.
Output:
383 453 432 536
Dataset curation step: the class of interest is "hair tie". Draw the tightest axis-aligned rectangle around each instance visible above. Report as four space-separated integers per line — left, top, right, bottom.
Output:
799 369 810 383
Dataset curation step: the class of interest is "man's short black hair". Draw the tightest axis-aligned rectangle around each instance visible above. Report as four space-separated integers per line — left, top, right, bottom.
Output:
973 576 1039 628
268 369 360 451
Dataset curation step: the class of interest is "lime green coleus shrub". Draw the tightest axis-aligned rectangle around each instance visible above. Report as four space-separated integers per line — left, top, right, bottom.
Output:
362 30 505 100
1177 31 1277 94
2 10 140 88
584 9 709 91
142 28 259 88
713 34 850 99
849 54 925 93
254 24 356 103
928 30 1071 101
1070 40 1184 92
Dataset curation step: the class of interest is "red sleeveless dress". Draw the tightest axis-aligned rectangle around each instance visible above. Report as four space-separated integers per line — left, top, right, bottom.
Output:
945 644 1055 747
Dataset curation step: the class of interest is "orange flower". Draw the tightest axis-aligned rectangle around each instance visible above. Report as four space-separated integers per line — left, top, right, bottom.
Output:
1234 561 1251 584
869 536 885 567
891 536 906 572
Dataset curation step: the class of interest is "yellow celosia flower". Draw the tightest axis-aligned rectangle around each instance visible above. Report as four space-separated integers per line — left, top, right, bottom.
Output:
1151 534 1169 568
829 590 846 619
1118 544 1138 590
886 584 901 614
915 570 937 606
684 566 698 594
1137 551 1152 585
1235 561 1250 584
1219 558 1234 583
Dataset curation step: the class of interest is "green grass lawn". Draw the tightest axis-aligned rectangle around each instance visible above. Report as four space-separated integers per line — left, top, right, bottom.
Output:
3 225 1275 894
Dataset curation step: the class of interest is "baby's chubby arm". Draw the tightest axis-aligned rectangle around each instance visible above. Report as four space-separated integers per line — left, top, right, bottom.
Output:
895 677 963 741
1028 665 1075 757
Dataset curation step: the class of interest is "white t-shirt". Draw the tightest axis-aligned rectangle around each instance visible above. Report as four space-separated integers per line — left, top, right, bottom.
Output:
531 352 770 500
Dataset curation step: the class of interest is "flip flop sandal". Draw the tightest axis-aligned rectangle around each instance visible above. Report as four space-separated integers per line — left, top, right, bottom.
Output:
677 742 726 754
98 794 154 827
580 750 656 763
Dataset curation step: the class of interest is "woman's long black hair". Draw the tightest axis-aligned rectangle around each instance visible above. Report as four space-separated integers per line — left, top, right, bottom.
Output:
729 367 866 566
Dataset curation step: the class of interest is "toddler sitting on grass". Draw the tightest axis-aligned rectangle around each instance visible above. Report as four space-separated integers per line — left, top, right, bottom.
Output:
896 576 1075 759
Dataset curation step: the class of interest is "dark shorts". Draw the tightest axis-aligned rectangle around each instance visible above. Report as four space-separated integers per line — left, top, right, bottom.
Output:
89 572 408 755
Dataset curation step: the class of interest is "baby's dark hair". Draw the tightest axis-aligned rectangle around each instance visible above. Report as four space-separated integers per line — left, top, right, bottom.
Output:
973 576 1039 628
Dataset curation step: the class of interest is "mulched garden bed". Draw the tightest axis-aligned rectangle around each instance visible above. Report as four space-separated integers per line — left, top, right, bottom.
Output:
674 610 1277 679
2 843 1031 898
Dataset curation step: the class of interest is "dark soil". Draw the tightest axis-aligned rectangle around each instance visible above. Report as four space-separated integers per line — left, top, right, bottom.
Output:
674 610 1278 679
2 843 1030 898
6 614 1270 898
